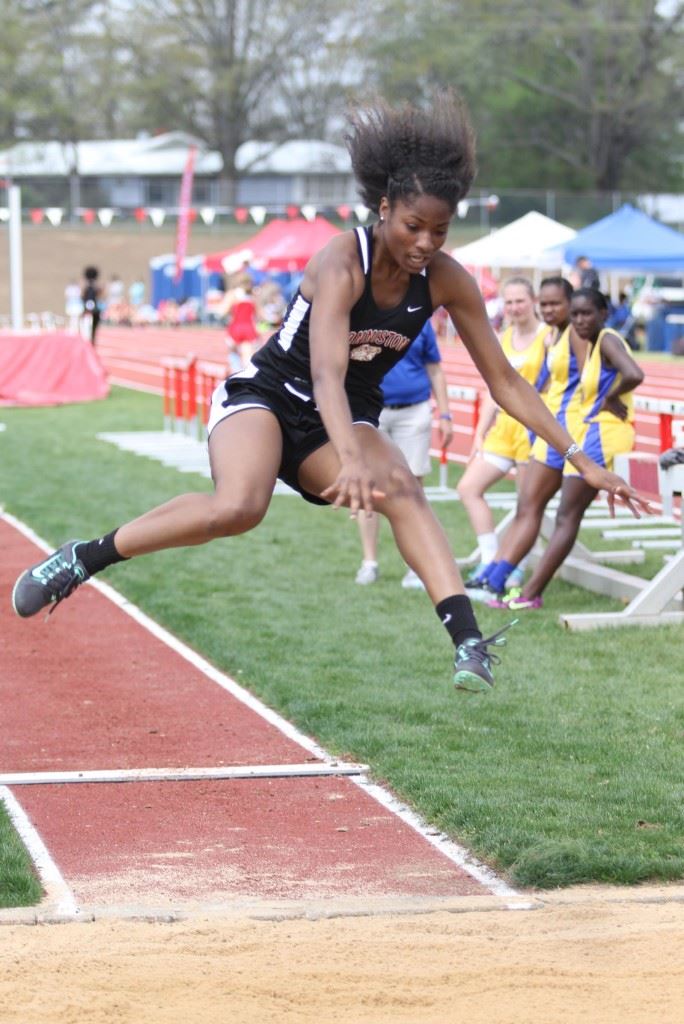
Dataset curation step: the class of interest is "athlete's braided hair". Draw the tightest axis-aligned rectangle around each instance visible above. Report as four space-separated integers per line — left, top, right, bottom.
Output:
345 90 476 215
573 286 609 312
541 276 574 301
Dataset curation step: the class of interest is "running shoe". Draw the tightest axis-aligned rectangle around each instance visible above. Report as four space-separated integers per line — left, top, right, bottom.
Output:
12 540 89 618
487 586 522 609
355 561 379 585
464 563 488 588
506 592 543 611
468 581 502 604
401 568 425 590
506 566 526 589
453 620 517 692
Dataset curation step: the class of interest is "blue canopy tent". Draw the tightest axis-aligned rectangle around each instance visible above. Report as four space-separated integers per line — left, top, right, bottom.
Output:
564 204 684 272
563 205 684 351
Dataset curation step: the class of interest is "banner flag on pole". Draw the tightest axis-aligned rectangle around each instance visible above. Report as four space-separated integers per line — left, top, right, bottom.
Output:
174 146 197 283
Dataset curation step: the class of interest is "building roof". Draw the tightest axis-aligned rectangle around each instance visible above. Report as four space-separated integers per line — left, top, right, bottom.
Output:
0 133 351 178
0 132 222 177
235 139 351 174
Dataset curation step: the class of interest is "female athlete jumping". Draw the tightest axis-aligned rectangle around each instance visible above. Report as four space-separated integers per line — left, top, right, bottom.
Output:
12 93 650 692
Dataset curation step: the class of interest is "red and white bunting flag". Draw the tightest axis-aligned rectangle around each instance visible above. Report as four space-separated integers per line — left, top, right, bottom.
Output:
249 205 267 225
174 146 197 283
301 204 316 222
354 204 370 223
199 207 216 225
98 207 115 226
45 207 64 226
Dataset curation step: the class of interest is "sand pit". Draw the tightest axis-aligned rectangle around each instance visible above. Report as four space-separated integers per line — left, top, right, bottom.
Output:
1 886 683 1024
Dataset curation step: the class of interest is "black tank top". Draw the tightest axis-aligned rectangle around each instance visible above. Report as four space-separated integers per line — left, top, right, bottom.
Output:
250 225 433 403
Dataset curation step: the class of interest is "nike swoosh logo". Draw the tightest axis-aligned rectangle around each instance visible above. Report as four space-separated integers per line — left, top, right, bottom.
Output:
441 613 452 625
407 305 423 313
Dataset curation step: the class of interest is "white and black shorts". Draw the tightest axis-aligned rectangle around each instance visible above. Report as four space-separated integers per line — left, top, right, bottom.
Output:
208 368 381 505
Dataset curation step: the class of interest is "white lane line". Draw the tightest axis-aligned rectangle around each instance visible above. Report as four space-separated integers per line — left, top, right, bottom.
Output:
4 511 529 908
1 763 368 786
0 786 79 919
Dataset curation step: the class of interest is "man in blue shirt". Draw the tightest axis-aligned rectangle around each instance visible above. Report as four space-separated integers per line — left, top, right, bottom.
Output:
355 319 454 587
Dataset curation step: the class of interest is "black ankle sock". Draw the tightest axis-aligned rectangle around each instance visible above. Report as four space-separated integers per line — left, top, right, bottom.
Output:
435 595 482 648
75 530 127 576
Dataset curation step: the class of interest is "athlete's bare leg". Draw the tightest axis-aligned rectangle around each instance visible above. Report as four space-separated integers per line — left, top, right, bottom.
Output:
299 426 463 604
495 461 562 567
113 410 283 557
357 473 423 562
455 454 505 537
519 476 597 600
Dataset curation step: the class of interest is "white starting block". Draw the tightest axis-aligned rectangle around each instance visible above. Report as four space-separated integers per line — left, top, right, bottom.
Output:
562 452 684 631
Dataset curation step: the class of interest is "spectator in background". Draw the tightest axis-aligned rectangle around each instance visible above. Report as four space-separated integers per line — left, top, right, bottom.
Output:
255 280 286 335
225 278 260 369
489 287 644 611
571 255 600 291
64 279 82 333
607 291 637 349
355 319 453 588
129 278 146 311
106 274 125 306
81 266 103 345
457 277 550 587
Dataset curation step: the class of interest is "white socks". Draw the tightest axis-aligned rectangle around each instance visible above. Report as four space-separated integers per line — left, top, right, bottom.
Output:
476 531 498 565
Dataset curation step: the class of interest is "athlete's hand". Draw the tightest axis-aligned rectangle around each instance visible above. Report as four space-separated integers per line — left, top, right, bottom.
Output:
581 464 654 519
438 417 454 447
321 457 386 518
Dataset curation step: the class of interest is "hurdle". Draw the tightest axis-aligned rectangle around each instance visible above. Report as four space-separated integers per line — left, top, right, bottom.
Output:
561 451 684 631
161 354 197 435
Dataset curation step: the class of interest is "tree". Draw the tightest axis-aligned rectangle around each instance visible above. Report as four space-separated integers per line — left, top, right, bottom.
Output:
363 0 684 191
122 0 348 201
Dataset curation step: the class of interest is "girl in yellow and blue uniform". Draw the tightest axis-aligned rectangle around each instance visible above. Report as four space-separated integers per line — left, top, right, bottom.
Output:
476 277 580 598
457 276 550 585
495 287 643 611
563 325 635 477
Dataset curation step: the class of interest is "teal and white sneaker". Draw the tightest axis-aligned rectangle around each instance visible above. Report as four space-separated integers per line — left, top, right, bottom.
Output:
12 540 89 618
453 620 517 692
464 563 488 588
506 566 526 589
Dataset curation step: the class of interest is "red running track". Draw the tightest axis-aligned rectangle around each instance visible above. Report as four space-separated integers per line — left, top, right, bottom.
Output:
1 517 518 915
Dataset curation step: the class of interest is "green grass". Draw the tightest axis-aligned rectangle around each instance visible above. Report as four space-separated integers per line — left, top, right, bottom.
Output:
0 804 43 908
1 388 683 901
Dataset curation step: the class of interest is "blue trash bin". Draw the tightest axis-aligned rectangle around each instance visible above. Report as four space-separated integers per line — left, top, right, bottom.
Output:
646 307 667 351
663 306 684 353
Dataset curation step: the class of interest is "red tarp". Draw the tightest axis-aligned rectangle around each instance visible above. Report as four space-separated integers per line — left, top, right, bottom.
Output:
204 217 341 274
0 332 110 407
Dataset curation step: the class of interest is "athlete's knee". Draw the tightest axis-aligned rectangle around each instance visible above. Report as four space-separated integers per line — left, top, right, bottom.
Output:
553 502 583 537
385 463 424 502
456 473 480 502
208 494 268 537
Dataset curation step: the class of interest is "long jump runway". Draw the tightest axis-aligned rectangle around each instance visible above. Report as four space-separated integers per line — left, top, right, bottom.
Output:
1 516 528 920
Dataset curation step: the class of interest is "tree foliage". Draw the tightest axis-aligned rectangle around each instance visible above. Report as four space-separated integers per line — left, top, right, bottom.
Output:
1 0 682 191
365 0 684 190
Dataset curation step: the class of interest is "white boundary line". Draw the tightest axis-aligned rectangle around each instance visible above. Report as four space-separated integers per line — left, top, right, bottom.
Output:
3 511 529 909
1 763 368 786
0 786 79 919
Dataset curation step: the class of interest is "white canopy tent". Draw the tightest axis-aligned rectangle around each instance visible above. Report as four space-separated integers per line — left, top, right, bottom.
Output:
452 211 576 270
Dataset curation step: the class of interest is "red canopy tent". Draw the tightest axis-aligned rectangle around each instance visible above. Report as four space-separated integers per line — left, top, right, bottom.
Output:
204 217 341 274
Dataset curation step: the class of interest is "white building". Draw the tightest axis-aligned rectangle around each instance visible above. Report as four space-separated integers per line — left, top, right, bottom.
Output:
0 132 357 212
